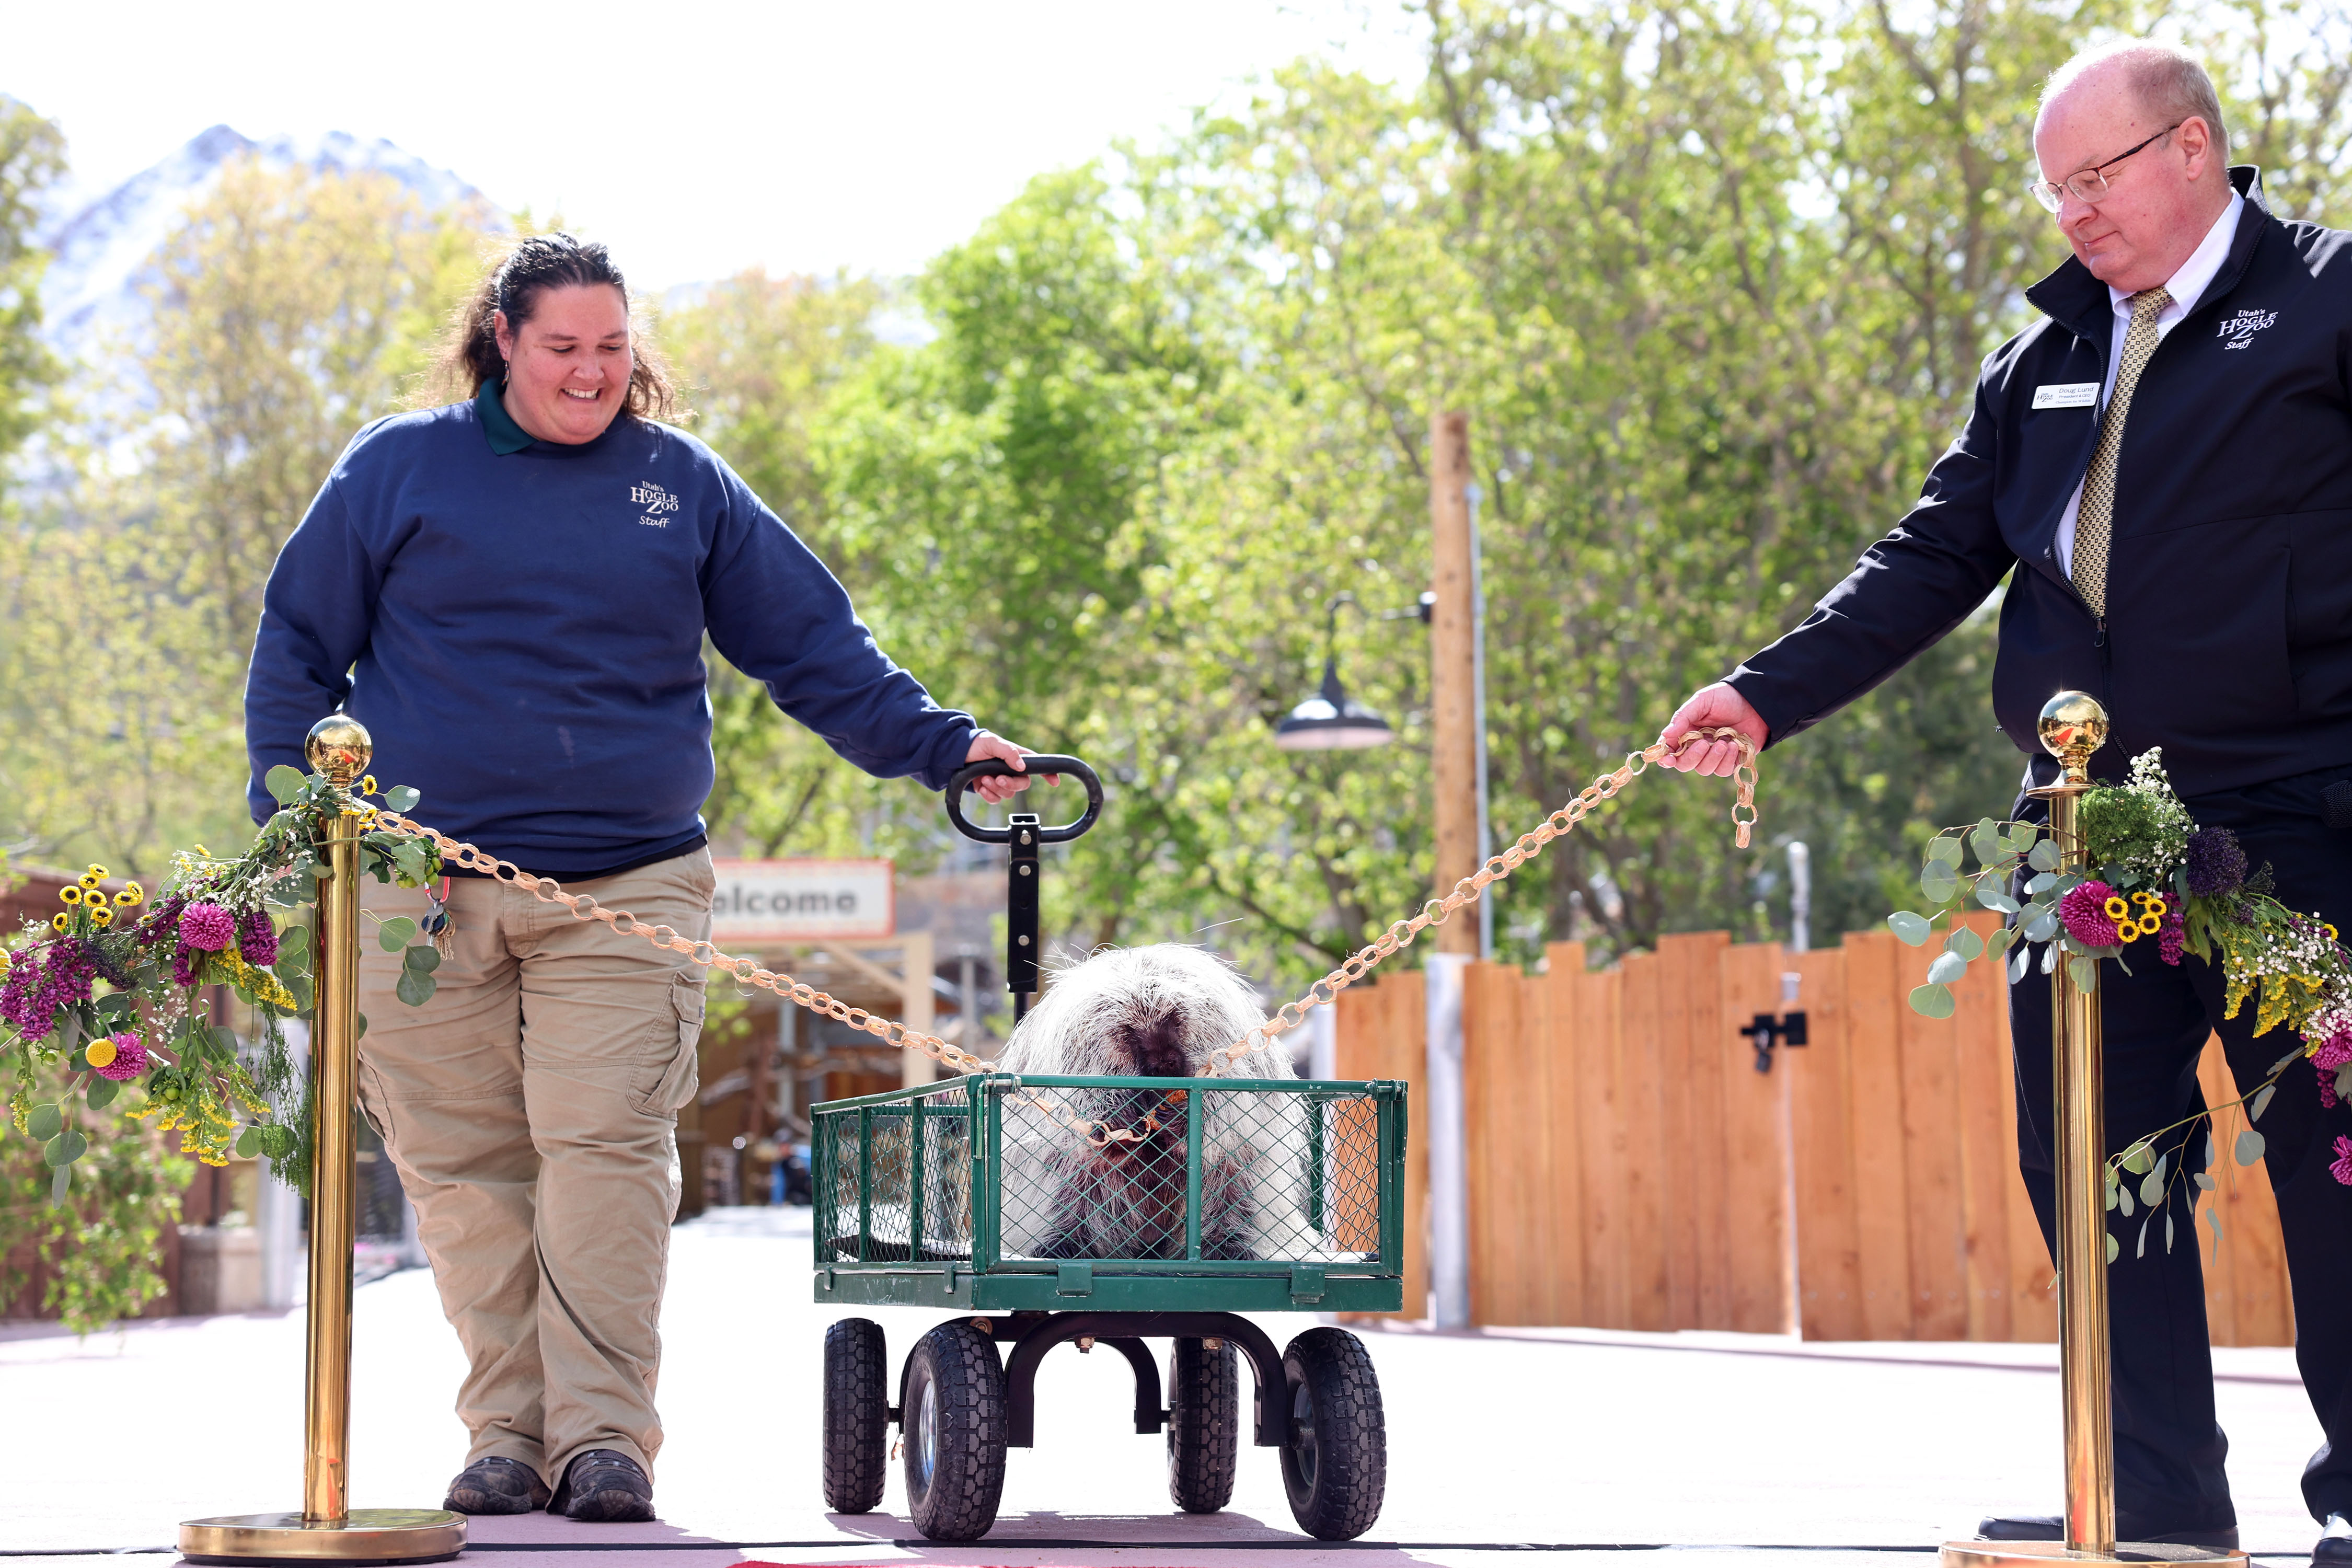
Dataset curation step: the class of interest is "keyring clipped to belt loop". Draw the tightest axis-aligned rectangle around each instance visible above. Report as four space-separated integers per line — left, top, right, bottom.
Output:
422 874 454 959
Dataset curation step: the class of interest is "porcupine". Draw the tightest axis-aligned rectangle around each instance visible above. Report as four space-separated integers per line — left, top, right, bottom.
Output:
994 943 1310 1262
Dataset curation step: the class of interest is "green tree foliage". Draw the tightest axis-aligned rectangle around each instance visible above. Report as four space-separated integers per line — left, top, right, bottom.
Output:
677 0 2352 983
0 159 497 877
0 96 63 463
0 1111 192 1334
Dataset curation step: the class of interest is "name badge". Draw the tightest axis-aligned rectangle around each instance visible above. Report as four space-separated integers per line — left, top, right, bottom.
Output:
2032 382 2100 409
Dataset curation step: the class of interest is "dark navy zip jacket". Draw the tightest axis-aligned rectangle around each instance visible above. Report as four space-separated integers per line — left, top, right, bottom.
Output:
243 386 976 877
1727 168 2352 795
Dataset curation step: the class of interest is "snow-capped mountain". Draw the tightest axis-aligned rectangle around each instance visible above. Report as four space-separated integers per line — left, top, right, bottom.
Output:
39 125 492 356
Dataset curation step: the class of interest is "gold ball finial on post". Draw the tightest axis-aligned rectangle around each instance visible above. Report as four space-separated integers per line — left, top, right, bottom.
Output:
305 715 374 787
2037 690 2109 788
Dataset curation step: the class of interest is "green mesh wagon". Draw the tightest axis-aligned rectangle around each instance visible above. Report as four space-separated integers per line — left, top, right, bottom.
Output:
812 1070 1408 1543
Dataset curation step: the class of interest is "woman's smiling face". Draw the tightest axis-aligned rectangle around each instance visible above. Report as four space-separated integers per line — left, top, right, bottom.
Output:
494 282 632 444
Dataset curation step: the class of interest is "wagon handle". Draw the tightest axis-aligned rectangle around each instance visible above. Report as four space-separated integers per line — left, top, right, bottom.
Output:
943 755 1104 845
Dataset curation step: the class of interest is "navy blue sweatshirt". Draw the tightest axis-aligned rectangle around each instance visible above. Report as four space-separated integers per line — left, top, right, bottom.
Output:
244 385 976 878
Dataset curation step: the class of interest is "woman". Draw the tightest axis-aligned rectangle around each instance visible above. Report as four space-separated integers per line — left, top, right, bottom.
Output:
244 233 1048 1523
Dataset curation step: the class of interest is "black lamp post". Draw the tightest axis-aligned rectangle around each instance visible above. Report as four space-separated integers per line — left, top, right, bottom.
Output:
1273 591 1431 753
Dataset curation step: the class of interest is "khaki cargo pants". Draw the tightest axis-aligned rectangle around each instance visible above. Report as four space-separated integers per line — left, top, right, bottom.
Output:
356 849 711 1489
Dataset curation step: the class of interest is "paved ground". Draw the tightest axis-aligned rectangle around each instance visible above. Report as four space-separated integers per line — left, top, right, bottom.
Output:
2 1206 2328 1568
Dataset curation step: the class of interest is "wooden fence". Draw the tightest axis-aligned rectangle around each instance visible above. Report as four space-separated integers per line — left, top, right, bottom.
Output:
1332 917 2295 1345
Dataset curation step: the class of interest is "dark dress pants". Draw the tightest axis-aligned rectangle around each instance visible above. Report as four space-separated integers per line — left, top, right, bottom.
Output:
2009 762 2352 1529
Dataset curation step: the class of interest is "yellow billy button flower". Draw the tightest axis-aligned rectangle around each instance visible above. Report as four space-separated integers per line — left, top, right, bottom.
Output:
59 885 82 905
85 1037 118 1069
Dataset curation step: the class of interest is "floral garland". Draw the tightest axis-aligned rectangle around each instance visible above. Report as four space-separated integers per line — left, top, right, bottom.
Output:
1889 747 2352 1249
3 765 444 1202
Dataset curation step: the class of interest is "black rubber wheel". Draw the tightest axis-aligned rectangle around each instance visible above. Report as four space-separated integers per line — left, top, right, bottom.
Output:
1278 1328 1386 1541
902 1320 1009 1541
1166 1336 1240 1513
821 1318 889 1513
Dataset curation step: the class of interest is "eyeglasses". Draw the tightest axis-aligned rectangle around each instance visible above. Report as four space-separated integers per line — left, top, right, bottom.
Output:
2028 122 2183 212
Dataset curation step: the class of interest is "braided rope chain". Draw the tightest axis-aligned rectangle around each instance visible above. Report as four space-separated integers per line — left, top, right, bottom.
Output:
371 728 1755 1146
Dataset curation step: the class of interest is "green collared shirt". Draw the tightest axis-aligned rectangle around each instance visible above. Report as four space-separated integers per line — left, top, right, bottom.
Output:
476 381 534 455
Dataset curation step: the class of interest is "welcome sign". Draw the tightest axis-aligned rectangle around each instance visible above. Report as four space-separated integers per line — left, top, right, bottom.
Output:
708 858 895 942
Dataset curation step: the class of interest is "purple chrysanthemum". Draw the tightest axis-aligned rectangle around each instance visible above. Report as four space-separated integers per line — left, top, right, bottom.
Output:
171 945 201 987
2315 1031 2352 1074
2058 880 2125 948
178 902 236 952
95 1031 148 1082
237 907 278 968
2183 826 2248 898
2332 1135 2352 1187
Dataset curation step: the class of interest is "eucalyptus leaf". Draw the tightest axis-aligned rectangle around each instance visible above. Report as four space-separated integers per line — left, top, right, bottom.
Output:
2249 1084 2276 1123
2024 908 2059 943
1921 864 1958 904
27 1104 63 1142
1970 817 2000 860
2337 1064 2352 1102
2068 956 2098 993
2122 1140 2155 1175
402 943 442 974
2040 942 2059 976
85 1078 117 1111
2208 1207 2223 1242
50 1164 69 1205
2105 1232 2120 1264
2028 837 2062 872
279 924 310 956
2027 871 2059 894
2118 1185 2135 1216
2194 1171 2215 1191
385 785 420 812
1926 835 1963 865
2165 1214 2175 1252
2140 1169 2164 1206
376 917 417 953
1888 911 1932 947
2010 948 2031 984
395 971 437 1008
1946 926 1984 961
1926 951 1968 985
2104 1172 2119 1211
266 764 307 804
1986 926 2013 955
43 1129 88 1167
2236 1128 2266 1166
1908 983 1956 1019
2137 1216 2150 1258
235 1126 262 1159
1975 883 2021 914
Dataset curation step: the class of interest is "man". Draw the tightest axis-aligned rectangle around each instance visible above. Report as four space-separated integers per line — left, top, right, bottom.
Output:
1666 41 2352 1561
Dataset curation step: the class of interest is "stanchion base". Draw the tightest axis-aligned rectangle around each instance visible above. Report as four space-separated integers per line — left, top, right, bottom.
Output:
1943 1541 2247 1568
178 1509 466 1565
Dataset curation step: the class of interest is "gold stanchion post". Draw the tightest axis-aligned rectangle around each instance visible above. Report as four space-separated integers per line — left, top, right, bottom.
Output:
180 717 465 1565
1942 694 2241 1568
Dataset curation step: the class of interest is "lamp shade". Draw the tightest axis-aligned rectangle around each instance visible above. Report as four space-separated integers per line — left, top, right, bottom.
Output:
1274 660 1394 752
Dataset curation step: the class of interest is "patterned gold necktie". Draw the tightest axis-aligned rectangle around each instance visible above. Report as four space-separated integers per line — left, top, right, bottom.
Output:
2071 285 2172 619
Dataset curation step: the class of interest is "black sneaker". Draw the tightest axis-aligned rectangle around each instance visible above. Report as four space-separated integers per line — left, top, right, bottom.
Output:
550 1448 655 1523
444 1456 550 1515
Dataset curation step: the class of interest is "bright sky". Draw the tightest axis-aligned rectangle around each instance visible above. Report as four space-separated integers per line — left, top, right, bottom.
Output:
8 0 1428 290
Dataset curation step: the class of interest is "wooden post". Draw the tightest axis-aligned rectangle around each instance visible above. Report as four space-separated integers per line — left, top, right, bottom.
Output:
1429 409 1479 953
900 929 937 1088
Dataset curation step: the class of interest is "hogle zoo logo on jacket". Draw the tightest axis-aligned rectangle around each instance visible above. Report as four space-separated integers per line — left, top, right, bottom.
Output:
2217 308 2277 350
630 481 682 526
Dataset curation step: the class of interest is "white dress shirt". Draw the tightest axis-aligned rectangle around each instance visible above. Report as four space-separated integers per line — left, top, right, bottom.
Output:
2054 189 2245 579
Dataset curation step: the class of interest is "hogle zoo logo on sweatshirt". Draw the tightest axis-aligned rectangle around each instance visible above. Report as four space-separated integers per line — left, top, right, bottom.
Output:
630 481 682 527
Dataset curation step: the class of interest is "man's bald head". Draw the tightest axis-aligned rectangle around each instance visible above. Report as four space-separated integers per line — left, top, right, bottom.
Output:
2038 41 2229 164
2032 41 2235 291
